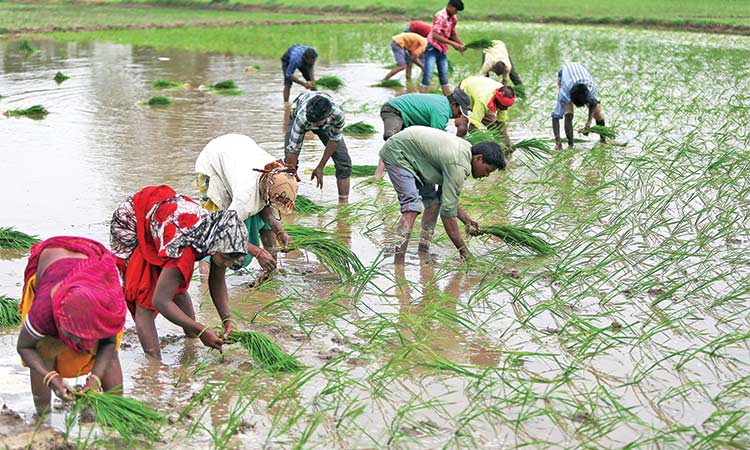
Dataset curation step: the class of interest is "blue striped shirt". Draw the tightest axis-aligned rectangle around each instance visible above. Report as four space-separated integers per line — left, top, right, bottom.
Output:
552 63 599 119
282 45 316 79
286 91 345 154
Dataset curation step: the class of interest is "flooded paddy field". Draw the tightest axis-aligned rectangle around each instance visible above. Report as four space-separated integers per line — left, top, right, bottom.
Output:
1 21 749 449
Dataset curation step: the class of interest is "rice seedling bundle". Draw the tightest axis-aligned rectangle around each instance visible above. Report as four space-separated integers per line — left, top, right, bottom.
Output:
322 165 377 177
464 129 504 145
480 224 555 255
513 138 553 160
285 224 365 279
209 80 237 90
294 194 325 214
19 40 39 54
464 38 493 50
150 79 181 89
4 105 49 118
225 331 302 373
342 121 377 137
587 125 617 139
513 84 526 99
72 390 165 443
147 95 172 106
372 80 404 88
215 89 243 96
314 76 344 91
0 295 21 327
53 72 70 83
0 226 40 250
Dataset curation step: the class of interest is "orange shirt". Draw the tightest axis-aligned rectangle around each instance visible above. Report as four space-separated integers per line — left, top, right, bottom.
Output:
392 33 428 57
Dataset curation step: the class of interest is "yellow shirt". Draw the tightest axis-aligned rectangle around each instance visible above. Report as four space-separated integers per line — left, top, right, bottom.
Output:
478 40 512 83
459 76 507 129
393 32 428 57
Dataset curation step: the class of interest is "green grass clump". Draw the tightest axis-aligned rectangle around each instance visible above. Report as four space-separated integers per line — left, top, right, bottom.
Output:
294 194 325 214
322 164 377 177
226 331 302 373
72 391 165 443
4 105 49 118
18 40 39 54
342 121 376 136
0 227 40 250
464 129 503 145
480 224 555 255
146 95 172 106
587 125 617 139
372 79 404 88
285 224 365 279
314 76 344 91
464 38 493 49
0 296 22 328
208 80 238 90
53 71 70 83
150 79 182 89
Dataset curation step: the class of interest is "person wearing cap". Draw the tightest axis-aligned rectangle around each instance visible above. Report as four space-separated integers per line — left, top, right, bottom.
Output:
195 133 299 277
420 0 465 96
374 88 471 177
284 91 352 200
281 44 318 103
382 32 427 83
552 62 606 150
404 20 432 38
379 126 506 258
478 40 523 88
459 76 517 153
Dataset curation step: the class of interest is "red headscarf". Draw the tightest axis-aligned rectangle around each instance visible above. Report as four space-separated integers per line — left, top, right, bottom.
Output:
487 88 516 113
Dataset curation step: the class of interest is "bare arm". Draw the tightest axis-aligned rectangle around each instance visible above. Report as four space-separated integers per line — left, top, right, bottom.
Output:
431 30 464 51
17 327 73 400
442 216 470 258
207 260 233 338
310 139 340 189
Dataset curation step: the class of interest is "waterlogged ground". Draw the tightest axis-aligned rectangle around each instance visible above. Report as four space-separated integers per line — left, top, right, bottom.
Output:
1 21 750 449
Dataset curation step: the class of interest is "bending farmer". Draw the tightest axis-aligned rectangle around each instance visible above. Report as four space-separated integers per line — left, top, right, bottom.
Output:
281 44 318 103
552 62 606 150
460 76 517 152
478 40 523 87
383 32 427 83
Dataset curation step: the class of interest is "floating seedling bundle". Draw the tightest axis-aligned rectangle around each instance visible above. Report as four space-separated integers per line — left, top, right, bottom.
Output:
342 121 377 136
209 80 237 90
53 72 70 83
147 95 172 106
72 390 165 443
294 194 325 214
0 295 21 327
0 226 40 250
315 76 344 91
464 38 493 50
480 224 555 255
4 105 49 118
18 40 39 55
151 79 182 89
225 331 302 373
322 165 377 177
285 224 364 279
372 80 404 88
587 125 617 139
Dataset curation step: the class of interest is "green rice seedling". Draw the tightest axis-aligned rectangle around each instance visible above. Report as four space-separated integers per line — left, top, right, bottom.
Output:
225 331 302 373
587 125 617 139
53 71 70 83
513 84 526 99
0 295 21 327
323 165 377 177
294 194 325 214
464 128 503 145
513 138 553 160
464 38 493 50
72 390 165 443
342 121 376 137
214 89 243 95
314 76 344 91
208 80 237 89
18 40 39 54
285 224 365 279
480 224 555 255
146 95 172 106
150 79 182 89
0 226 40 250
4 105 49 118
371 80 404 88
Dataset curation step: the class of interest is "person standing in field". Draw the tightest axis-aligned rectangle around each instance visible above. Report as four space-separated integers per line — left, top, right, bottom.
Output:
284 91 352 201
374 88 471 177
281 44 318 103
379 126 505 258
459 75 517 152
404 20 432 37
382 32 428 83
478 40 523 88
552 62 606 150
420 0 465 96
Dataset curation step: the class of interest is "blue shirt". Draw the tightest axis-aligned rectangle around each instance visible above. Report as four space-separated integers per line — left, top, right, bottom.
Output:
552 63 599 119
282 45 317 79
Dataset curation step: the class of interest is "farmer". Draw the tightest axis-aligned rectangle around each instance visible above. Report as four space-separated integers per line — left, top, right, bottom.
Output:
459 75 517 152
110 185 248 360
552 62 606 150
379 126 505 257
420 0 465 96
404 20 432 38
382 32 427 83
374 88 472 178
17 236 127 415
195 133 298 278
281 44 318 103
478 40 523 87
285 91 351 201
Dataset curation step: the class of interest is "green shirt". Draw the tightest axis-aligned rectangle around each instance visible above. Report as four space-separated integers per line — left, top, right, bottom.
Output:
387 94 452 130
379 126 472 218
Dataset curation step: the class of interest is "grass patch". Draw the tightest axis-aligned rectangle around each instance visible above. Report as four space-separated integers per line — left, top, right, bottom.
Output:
4 105 49 118
371 79 404 88
285 224 365 279
225 331 302 373
314 76 344 91
0 227 40 250
146 95 172 106
0 295 21 328
53 71 70 83
71 390 165 443
342 121 376 137
480 224 555 255
150 79 182 89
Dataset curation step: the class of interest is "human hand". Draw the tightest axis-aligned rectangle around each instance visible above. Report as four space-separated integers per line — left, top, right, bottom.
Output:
577 127 590 136
465 220 481 237
275 230 290 249
459 248 473 260
49 377 73 401
453 42 465 52
221 319 235 340
255 247 277 272
311 167 324 189
81 374 102 394
304 81 314 89
199 327 223 351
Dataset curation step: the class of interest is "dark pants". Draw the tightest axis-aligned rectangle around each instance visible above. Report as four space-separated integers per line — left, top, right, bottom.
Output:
380 104 405 141
284 117 352 179
281 60 313 87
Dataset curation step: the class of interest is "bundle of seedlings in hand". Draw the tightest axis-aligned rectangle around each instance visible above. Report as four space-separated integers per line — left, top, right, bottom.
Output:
464 129 503 145
587 125 617 139
480 224 555 256
284 224 365 279
147 96 172 106
464 38 493 50
151 79 182 89
72 390 165 443
342 121 377 137
322 164 377 177
314 76 344 91
225 331 302 373
0 295 22 327
372 80 404 88
4 105 49 118
513 138 553 160
0 226 40 250
53 72 70 83
294 194 325 214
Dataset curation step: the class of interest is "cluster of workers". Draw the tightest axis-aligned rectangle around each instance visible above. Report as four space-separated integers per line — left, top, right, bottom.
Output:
15 0 607 415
